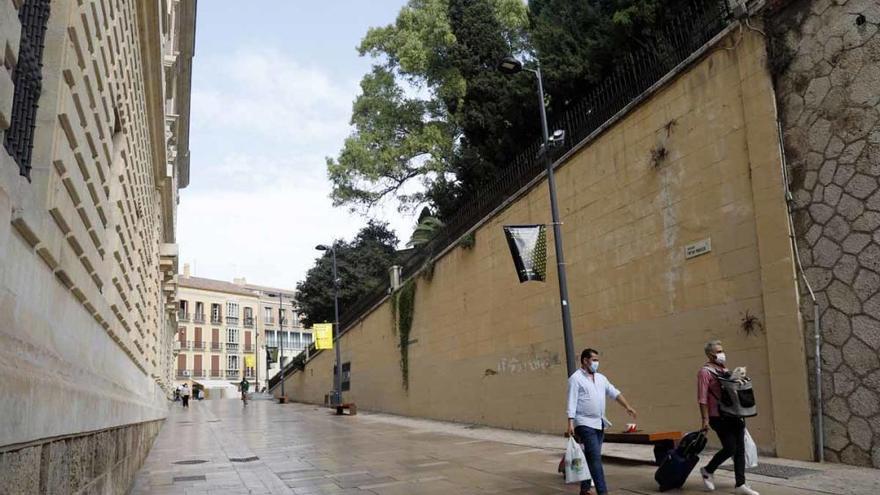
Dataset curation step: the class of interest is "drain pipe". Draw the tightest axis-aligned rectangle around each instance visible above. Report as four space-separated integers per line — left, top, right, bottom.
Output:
775 119 824 462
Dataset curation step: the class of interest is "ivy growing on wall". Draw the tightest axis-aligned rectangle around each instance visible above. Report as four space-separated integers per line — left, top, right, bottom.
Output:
391 279 416 391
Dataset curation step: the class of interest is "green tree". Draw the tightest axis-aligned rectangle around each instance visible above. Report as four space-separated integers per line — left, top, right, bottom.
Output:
327 0 531 217
295 221 399 327
529 0 693 116
445 0 539 213
407 207 445 247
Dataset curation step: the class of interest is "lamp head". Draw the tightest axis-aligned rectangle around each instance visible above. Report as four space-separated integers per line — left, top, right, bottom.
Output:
498 56 523 75
315 244 329 251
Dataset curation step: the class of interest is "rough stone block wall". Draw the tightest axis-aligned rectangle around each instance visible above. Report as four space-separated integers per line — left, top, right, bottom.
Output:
771 0 880 467
0 419 161 495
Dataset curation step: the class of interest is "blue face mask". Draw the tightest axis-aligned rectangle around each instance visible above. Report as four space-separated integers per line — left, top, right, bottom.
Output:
589 361 599 373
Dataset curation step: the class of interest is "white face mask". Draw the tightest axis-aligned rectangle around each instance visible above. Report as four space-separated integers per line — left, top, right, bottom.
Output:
714 352 726 365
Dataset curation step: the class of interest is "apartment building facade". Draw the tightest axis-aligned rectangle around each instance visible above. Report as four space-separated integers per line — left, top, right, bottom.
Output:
176 268 312 392
0 0 195 492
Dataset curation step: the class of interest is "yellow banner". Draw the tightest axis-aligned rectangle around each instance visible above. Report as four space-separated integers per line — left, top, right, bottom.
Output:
314 323 334 349
244 355 255 368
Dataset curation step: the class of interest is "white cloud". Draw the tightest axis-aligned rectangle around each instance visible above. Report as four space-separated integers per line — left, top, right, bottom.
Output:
179 48 417 290
191 48 358 148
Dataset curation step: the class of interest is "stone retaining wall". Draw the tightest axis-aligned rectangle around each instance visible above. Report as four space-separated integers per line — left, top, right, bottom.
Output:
0 419 162 495
771 0 880 468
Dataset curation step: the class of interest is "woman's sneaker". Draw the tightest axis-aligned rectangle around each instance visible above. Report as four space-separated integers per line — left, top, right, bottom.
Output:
734 485 760 495
700 468 715 491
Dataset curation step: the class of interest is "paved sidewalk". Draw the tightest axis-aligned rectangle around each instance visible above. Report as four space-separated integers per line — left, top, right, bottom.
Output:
131 400 879 494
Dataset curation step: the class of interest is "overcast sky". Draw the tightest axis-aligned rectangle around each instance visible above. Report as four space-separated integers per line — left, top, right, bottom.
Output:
178 0 413 290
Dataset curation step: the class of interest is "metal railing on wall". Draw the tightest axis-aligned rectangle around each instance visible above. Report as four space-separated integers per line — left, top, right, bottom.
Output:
270 0 732 391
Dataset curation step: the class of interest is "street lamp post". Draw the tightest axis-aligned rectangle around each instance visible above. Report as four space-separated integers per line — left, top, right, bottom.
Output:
276 293 285 399
316 243 342 405
499 56 577 377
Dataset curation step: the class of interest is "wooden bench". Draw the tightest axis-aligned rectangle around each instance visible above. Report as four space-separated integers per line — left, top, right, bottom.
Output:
559 430 682 473
335 403 357 416
605 431 682 464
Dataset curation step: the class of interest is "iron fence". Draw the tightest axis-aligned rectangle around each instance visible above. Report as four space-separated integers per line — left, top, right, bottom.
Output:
271 0 732 391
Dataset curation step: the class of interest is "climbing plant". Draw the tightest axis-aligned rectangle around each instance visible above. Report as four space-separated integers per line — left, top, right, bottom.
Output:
392 279 416 391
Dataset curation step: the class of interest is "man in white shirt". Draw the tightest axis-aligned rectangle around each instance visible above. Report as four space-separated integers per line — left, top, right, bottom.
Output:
567 348 637 495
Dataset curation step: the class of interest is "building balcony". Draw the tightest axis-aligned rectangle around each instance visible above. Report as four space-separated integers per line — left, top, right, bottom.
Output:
210 342 222 351
244 369 255 378
178 311 190 322
226 343 239 353
210 369 222 378
225 316 239 325
178 340 191 351
226 369 240 379
193 313 206 324
192 341 206 351
243 317 254 328
211 315 222 324
176 369 190 378
264 317 276 325
192 369 205 377
243 344 254 353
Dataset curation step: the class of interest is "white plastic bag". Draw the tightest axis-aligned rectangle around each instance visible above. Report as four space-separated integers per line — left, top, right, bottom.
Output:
564 436 591 484
744 429 758 468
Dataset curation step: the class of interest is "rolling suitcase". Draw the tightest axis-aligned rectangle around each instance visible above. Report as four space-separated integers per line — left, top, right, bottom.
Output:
654 431 707 491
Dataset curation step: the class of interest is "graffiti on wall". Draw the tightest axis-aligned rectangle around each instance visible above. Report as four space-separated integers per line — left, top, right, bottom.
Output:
497 349 561 375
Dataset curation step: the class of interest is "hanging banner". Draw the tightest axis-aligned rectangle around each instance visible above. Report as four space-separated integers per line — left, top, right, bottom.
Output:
314 323 334 350
244 355 255 368
266 346 278 362
503 224 548 283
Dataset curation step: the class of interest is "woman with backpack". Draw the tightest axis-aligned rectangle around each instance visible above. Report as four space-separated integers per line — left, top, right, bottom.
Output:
697 340 759 495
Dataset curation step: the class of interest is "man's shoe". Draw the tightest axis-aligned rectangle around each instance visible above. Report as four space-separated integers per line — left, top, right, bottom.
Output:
700 467 715 491
734 485 760 495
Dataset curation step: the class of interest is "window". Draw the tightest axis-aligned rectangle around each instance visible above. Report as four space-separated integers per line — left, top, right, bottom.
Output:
243 306 253 320
4 0 51 178
227 355 239 370
266 330 277 348
303 333 313 345
279 309 286 326
292 332 302 349
194 302 204 316
211 304 222 322
226 328 239 343
226 302 239 317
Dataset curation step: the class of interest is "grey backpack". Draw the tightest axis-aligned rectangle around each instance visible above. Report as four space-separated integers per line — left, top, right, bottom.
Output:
705 367 757 418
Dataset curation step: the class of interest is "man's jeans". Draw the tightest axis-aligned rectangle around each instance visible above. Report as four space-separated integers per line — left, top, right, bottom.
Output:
575 425 607 494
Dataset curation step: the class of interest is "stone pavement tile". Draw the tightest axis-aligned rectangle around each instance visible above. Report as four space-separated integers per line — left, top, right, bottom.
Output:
341 475 397 489
134 400 876 495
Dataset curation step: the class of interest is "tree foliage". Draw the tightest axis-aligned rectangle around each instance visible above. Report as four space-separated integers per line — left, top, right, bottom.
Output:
329 0 700 218
327 0 532 218
529 0 693 116
295 221 399 327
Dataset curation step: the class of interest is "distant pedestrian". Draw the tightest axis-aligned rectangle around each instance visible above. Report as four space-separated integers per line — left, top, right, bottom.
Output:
239 377 250 406
173 386 180 402
567 348 637 495
697 340 759 495
181 384 190 408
